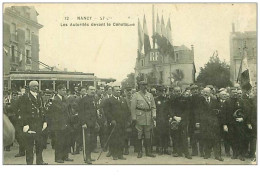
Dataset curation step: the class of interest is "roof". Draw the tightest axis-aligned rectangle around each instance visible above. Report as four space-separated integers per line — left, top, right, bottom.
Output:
174 45 191 51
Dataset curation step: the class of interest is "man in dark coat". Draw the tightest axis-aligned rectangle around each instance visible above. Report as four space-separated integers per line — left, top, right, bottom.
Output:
103 86 131 160
189 85 204 157
199 87 223 161
19 81 48 165
46 84 74 163
6 91 26 157
78 85 100 164
226 88 250 161
154 86 171 155
217 90 230 157
169 89 192 159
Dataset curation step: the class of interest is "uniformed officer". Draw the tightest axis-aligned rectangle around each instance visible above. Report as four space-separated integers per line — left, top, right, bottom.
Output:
154 85 170 155
131 81 156 158
20 81 48 165
46 84 74 163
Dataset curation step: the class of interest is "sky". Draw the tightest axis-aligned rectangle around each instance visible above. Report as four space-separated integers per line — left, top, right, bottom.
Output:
5 3 257 82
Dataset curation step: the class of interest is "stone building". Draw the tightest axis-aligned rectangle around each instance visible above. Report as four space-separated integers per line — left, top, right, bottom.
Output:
229 24 257 86
3 6 43 73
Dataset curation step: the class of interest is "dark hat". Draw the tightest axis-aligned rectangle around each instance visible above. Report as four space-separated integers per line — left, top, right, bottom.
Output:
138 81 148 85
156 85 165 92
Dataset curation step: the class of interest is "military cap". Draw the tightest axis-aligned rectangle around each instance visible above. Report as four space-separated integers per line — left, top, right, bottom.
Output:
218 88 226 93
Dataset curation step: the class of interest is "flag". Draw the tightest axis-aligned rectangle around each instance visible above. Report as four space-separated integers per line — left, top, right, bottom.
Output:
153 13 161 49
166 17 173 45
160 15 168 54
237 50 252 91
137 18 144 58
143 15 151 55
166 17 175 59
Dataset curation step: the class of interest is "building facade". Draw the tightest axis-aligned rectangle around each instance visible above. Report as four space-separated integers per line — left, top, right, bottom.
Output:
135 45 196 87
230 25 257 86
3 6 43 73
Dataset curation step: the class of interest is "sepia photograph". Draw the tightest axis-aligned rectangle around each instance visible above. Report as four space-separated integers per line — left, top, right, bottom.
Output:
2 2 257 165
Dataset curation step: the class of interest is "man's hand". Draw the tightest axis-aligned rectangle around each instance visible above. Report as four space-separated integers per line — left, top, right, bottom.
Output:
132 119 137 126
42 122 48 131
23 125 29 133
82 124 87 129
111 120 116 126
248 124 253 130
169 117 173 122
223 125 228 132
236 118 243 123
174 116 181 123
195 123 200 128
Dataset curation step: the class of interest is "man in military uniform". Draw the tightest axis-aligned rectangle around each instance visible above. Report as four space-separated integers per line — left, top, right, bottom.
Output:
46 84 74 163
20 81 48 165
78 85 100 164
154 86 170 155
103 86 131 160
131 81 156 158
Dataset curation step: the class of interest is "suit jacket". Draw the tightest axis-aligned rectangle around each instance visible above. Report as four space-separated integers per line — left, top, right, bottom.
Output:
199 96 221 138
103 96 131 128
46 95 71 131
78 94 98 128
170 96 191 127
19 92 45 133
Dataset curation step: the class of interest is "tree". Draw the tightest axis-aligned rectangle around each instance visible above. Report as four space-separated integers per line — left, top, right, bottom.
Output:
121 73 135 89
196 51 232 88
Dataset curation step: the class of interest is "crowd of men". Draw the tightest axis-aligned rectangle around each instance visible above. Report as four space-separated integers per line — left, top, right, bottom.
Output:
3 80 257 164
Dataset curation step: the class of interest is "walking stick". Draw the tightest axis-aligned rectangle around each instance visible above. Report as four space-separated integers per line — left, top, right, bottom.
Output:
97 125 116 160
82 127 86 162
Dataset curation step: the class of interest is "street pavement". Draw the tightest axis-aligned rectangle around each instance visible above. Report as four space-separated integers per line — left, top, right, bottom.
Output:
3 141 256 165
